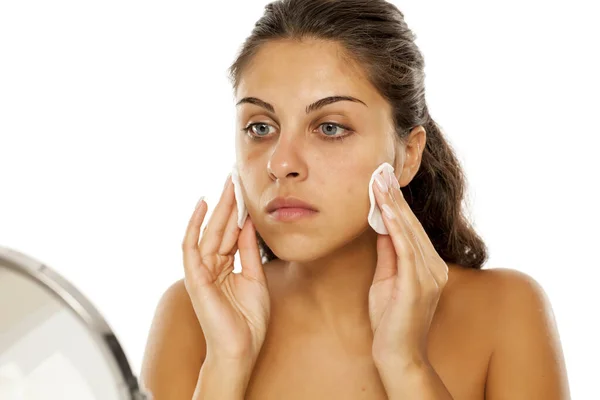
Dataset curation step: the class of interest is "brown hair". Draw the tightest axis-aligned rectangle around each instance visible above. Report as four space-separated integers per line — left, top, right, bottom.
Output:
227 0 488 269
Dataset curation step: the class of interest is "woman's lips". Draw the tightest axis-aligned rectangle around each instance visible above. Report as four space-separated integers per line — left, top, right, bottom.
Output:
268 207 318 222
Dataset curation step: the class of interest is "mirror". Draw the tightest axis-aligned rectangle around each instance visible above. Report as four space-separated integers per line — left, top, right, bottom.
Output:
0 246 151 400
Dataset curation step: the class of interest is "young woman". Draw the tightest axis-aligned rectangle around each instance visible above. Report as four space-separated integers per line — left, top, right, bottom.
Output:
141 0 570 398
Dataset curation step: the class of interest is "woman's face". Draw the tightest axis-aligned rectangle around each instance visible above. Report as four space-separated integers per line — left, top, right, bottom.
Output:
235 38 402 262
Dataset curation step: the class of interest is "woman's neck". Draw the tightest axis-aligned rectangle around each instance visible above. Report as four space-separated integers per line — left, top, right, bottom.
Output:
281 228 379 334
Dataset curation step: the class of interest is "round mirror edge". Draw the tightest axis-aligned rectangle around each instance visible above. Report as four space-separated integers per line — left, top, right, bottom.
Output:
0 245 152 400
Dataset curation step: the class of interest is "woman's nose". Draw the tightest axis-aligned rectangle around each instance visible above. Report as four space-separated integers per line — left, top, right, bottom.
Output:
266 136 307 182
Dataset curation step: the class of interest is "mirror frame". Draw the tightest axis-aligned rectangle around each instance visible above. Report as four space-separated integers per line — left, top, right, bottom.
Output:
0 246 150 400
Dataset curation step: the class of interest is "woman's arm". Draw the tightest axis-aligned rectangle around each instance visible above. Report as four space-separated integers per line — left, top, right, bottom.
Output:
375 358 452 399
193 357 254 400
485 268 571 399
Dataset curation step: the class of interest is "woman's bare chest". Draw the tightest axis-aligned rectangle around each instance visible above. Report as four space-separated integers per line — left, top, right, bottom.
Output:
243 313 490 400
245 266 492 399
244 338 389 400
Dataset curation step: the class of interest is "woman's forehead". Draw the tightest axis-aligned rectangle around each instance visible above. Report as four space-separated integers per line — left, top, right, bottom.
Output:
238 40 369 93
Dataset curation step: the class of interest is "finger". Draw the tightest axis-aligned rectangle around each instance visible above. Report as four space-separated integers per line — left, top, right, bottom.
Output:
413 246 437 293
390 193 433 288
372 234 397 284
374 172 420 261
387 172 436 255
238 217 267 284
390 186 448 287
393 197 439 291
182 197 208 279
385 170 446 287
199 174 236 255
383 167 421 248
218 200 241 256
373 178 419 297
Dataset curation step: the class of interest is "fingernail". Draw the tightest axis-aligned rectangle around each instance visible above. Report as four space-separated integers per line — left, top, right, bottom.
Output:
381 203 395 219
375 174 388 192
195 196 205 209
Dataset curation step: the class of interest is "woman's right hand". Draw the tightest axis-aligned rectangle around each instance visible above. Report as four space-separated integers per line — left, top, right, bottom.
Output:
182 173 270 367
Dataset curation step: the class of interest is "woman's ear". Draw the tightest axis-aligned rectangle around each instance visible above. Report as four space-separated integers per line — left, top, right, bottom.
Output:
395 126 426 187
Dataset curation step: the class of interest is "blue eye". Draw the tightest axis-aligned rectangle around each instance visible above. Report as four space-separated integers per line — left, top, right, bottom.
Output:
242 122 354 142
318 122 353 141
244 122 274 137
320 123 342 136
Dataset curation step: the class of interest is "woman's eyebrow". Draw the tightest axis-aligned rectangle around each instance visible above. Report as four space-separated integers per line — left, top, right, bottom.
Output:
235 95 368 114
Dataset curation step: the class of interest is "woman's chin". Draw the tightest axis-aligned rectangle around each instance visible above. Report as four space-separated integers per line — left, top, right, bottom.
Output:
266 239 328 263
261 224 371 263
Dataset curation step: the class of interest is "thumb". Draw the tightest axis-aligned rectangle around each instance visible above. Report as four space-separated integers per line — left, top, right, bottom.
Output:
372 234 398 284
238 217 267 284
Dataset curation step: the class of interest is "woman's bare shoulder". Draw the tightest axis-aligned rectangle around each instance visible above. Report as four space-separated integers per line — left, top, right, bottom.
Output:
140 278 206 399
447 264 554 309
453 264 560 343
443 264 554 329
445 264 569 398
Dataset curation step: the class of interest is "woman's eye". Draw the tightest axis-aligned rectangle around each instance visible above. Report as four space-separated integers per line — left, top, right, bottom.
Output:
319 123 347 137
247 123 274 137
243 122 352 140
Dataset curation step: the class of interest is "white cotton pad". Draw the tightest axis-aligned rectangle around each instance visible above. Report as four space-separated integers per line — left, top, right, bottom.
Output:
231 164 248 229
368 162 395 235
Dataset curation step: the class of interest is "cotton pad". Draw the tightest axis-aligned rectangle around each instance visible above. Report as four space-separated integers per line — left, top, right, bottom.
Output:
368 162 395 235
231 164 248 229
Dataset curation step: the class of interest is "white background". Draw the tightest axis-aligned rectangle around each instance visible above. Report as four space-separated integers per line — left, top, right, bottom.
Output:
1 0 598 398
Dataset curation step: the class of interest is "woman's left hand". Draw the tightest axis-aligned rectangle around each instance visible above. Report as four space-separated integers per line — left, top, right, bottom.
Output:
368 168 449 369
